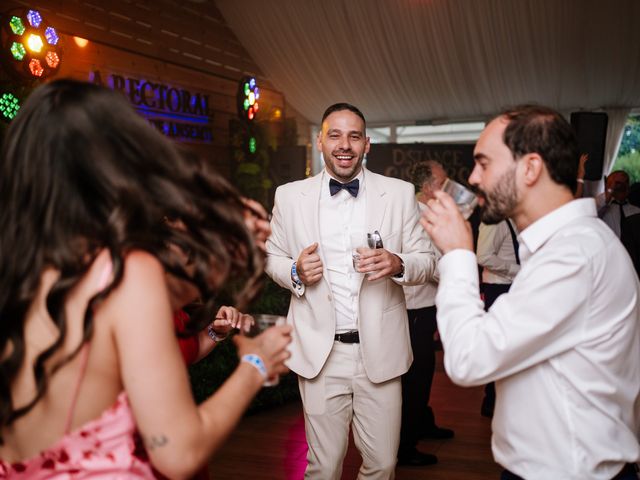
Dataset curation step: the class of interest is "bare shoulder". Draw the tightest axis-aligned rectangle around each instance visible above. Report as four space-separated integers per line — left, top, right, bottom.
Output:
121 250 165 280
98 250 169 320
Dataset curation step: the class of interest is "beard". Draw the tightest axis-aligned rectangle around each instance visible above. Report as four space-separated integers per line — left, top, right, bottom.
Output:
324 150 364 182
477 164 518 224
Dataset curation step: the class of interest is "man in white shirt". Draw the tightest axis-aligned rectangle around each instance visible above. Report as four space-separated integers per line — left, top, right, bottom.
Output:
421 105 640 480
398 161 453 467
476 220 520 418
266 103 437 479
598 170 640 277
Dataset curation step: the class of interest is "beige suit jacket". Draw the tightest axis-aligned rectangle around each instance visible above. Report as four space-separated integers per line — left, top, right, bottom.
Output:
265 169 436 383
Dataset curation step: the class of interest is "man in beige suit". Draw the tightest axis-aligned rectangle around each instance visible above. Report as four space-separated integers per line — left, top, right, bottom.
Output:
266 103 437 479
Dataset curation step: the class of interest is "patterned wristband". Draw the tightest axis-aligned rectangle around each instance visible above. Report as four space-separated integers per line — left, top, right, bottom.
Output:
207 323 228 343
291 261 303 287
241 354 268 380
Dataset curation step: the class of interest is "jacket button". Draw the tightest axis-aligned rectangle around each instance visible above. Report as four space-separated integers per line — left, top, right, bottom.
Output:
327 295 331 301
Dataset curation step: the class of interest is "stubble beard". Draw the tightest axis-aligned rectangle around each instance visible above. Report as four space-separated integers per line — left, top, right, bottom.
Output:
479 164 518 225
326 151 364 182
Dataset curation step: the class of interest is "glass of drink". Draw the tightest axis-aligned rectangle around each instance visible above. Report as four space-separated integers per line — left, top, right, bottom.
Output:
350 232 368 272
441 178 478 219
241 314 286 386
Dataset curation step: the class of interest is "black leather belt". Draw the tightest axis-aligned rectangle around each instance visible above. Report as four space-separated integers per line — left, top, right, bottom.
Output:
334 331 359 343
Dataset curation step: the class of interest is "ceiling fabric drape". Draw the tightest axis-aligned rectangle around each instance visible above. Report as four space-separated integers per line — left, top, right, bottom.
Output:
215 0 640 126
603 108 632 175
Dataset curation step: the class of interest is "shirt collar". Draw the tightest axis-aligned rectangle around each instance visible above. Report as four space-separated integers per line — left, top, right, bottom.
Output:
519 198 597 257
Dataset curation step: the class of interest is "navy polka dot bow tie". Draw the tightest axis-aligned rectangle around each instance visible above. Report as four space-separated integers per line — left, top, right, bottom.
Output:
329 178 360 197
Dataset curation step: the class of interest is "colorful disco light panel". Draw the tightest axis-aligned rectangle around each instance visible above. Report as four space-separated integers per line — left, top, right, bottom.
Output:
237 76 260 121
1 7 63 80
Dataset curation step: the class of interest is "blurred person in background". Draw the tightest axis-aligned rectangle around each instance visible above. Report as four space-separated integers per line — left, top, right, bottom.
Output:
397 161 453 467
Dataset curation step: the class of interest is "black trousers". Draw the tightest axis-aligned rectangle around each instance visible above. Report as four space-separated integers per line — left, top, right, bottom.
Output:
398 306 438 454
482 283 512 309
481 283 511 413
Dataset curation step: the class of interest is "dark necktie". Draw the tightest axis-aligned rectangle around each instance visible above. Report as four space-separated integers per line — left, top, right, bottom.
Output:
618 201 627 238
505 220 520 265
329 178 359 197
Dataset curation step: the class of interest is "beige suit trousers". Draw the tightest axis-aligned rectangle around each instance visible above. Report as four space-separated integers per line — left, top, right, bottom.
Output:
299 341 402 480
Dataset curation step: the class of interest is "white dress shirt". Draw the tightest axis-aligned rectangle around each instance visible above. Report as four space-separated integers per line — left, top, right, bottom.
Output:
476 220 520 284
436 198 640 479
318 169 365 333
404 201 439 309
599 200 640 238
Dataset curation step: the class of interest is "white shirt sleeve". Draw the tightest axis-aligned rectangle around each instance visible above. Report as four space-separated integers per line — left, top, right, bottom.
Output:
436 247 589 386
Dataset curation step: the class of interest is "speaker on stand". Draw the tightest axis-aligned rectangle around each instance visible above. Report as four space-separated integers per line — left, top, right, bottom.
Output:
570 111 608 197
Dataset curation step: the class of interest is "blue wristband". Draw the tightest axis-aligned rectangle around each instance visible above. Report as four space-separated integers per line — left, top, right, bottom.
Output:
241 354 268 380
291 261 303 287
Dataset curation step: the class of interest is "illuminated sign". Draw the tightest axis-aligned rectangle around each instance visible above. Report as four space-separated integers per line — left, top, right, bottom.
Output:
91 70 213 143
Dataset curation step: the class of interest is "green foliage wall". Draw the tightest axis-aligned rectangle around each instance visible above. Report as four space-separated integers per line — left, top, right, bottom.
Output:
613 116 640 183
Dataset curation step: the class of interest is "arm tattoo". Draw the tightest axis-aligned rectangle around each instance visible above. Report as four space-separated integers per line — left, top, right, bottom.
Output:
142 433 169 451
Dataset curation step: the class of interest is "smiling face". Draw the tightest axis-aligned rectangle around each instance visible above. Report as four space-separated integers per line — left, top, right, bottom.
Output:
317 109 370 182
469 117 520 224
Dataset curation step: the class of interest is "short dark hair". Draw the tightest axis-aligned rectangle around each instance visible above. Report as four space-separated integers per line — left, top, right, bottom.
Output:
411 160 445 191
411 162 433 191
321 103 366 128
607 170 630 183
501 105 579 192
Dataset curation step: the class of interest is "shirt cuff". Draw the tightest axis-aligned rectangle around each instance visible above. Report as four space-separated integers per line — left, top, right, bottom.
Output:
293 282 305 297
439 249 479 288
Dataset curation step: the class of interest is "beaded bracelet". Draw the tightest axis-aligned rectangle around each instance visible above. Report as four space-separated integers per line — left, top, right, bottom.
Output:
241 354 268 380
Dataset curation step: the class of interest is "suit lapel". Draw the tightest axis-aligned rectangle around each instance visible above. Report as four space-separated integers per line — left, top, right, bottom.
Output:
299 172 323 244
364 169 388 234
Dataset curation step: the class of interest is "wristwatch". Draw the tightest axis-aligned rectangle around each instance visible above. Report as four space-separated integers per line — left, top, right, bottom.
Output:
393 258 405 278
207 323 228 343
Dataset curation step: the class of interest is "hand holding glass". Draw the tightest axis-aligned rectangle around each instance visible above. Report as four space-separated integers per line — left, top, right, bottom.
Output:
240 314 286 386
441 178 478 219
350 233 369 272
350 231 383 274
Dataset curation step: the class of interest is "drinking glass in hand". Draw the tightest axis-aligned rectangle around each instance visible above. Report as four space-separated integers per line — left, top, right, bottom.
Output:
350 231 383 274
441 178 478 219
241 314 286 386
350 232 368 272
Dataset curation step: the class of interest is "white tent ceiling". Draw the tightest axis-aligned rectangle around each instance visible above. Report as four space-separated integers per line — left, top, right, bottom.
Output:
215 0 640 126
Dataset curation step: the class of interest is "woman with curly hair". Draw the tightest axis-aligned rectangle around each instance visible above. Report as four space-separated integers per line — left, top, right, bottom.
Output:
0 79 291 478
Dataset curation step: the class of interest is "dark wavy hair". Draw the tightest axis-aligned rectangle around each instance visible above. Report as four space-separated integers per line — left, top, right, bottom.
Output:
0 79 262 437
502 105 579 193
321 103 366 128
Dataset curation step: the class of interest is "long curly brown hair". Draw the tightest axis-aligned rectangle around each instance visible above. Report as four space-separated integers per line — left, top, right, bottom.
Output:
0 79 263 440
